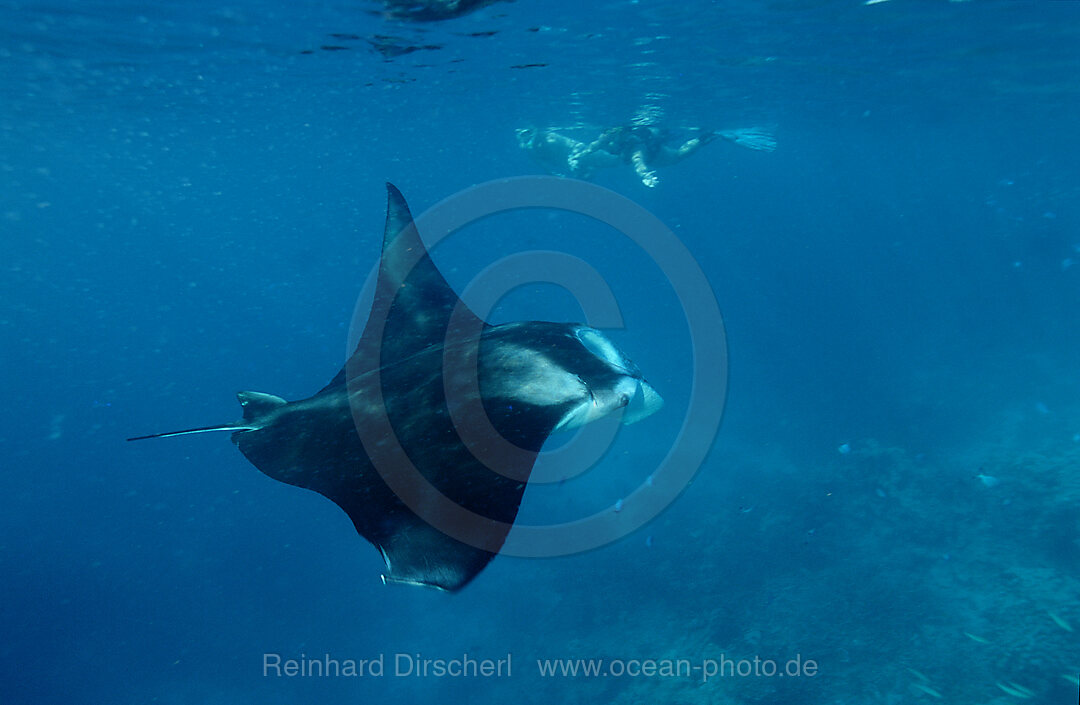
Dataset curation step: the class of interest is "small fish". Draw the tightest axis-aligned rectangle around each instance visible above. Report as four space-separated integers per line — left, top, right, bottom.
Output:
996 681 1034 698
614 499 623 513
906 667 930 682
838 443 851 454
976 474 1000 488
1048 611 1073 632
963 631 989 644
911 682 942 698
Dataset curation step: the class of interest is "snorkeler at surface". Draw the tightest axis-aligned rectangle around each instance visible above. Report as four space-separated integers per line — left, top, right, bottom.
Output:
514 127 620 179
517 124 776 187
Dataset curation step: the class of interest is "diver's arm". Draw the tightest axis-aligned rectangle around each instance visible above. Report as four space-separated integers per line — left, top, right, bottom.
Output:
631 149 659 188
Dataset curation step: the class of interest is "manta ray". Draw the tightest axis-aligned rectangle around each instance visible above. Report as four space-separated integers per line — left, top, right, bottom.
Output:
130 184 662 591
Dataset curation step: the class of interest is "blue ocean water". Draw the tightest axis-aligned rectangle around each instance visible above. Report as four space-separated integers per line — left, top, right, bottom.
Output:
2 0 1079 702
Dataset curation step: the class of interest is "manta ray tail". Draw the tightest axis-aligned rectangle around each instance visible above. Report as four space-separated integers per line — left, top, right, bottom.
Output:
126 391 286 442
127 424 252 442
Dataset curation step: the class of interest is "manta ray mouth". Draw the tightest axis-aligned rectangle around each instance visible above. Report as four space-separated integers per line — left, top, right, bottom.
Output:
623 378 663 425
552 376 662 433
